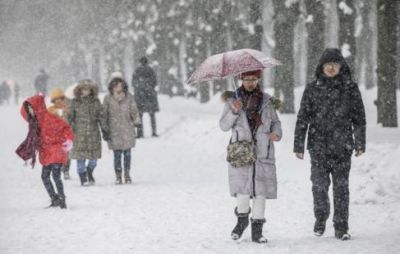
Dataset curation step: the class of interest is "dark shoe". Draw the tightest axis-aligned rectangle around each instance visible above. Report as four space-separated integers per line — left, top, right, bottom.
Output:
59 197 67 209
314 219 327 236
87 167 95 184
79 172 88 186
49 195 61 207
115 170 123 185
152 133 159 137
335 230 351 240
251 218 268 244
231 207 250 241
124 169 132 184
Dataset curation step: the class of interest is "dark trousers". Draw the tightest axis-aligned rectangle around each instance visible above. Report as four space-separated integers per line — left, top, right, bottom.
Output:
310 151 351 231
42 164 65 199
62 158 70 173
113 149 131 172
137 112 157 136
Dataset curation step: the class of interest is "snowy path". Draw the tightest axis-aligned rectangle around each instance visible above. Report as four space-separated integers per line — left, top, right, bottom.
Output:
1 91 400 254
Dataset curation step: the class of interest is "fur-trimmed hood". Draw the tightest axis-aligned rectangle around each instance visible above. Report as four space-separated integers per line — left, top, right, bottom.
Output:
73 79 98 99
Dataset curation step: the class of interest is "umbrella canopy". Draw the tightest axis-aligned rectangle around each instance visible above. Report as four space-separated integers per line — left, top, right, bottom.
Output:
187 48 281 85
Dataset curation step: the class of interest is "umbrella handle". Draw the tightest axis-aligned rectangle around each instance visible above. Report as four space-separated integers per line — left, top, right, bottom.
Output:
233 78 240 99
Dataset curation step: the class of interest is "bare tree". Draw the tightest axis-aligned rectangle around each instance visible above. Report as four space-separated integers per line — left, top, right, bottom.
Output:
376 0 398 127
337 0 357 74
272 0 300 113
304 0 325 83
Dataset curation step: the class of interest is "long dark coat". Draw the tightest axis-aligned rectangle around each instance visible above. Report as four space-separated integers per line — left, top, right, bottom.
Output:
294 48 366 155
131 64 159 113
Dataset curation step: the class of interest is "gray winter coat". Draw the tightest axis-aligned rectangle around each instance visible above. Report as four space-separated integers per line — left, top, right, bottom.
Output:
220 93 282 199
103 92 139 150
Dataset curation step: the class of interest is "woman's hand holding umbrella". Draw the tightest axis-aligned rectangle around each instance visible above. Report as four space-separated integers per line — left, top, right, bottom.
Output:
231 100 242 114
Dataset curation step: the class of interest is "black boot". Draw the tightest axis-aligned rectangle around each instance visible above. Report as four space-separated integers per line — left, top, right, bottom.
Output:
49 194 61 207
314 218 327 236
334 222 351 240
59 196 67 209
231 207 250 240
87 167 95 184
124 169 132 184
79 172 88 186
115 170 123 185
251 218 268 244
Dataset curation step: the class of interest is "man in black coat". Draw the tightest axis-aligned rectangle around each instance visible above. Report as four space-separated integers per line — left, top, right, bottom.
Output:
294 48 366 241
131 57 159 138
34 69 50 96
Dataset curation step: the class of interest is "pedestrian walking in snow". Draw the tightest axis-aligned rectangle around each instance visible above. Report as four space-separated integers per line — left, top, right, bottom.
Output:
294 48 366 241
102 77 139 184
34 69 49 96
220 70 282 244
16 94 74 209
67 79 105 186
14 82 20 105
0 81 11 105
131 56 159 138
48 88 72 180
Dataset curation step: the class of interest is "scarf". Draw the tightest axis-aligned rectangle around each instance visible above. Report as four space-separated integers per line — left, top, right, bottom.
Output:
16 115 40 168
236 86 264 135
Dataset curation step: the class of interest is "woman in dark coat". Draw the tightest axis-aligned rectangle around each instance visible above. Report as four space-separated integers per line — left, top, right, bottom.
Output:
131 57 159 138
294 48 366 241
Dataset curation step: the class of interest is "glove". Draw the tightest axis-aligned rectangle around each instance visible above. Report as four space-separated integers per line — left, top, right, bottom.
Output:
102 130 111 141
62 139 73 152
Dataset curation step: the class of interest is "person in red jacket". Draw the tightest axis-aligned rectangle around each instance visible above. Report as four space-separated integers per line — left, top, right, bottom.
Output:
16 94 74 209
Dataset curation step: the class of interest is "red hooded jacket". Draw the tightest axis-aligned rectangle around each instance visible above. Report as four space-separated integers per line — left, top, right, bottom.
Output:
20 94 74 166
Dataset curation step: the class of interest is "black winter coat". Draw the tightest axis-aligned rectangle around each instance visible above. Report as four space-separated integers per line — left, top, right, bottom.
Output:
131 65 159 113
294 48 366 155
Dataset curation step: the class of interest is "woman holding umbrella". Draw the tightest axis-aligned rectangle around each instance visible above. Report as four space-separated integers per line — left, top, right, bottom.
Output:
219 70 282 243
188 49 281 243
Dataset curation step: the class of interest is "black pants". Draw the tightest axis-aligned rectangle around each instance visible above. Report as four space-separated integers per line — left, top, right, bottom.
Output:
137 112 157 136
310 151 351 231
113 149 131 172
42 164 65 199
62 158 70 173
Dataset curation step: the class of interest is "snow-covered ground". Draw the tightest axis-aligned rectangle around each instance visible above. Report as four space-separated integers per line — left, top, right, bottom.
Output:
0 87 400 254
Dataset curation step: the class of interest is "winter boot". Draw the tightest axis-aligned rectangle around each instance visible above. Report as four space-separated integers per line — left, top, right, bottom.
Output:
63 171 70 180
335 230 351 241
231 207 251 241
124 169 132 184
314 218 327 236
79 172 88 186
49 194 61 207
59 196 67 209
251 218 268 244
334 222 351 240
87 167 95 185
115 170 123 185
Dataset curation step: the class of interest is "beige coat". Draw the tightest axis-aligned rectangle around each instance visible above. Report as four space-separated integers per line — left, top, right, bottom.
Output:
103 92 139 150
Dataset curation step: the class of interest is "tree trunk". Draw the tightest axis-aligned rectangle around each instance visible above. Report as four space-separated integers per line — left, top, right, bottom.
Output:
337 0 357 75
272 0 299 113
305 0 325 83
376 0 398 127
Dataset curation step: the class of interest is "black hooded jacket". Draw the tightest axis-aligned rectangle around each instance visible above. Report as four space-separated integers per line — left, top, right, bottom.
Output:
294 48 366 154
